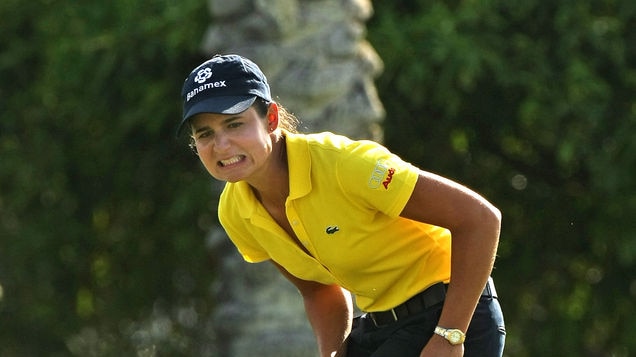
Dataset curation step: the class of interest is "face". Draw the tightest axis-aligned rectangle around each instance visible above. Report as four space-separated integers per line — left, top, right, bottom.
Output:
190 105 277 183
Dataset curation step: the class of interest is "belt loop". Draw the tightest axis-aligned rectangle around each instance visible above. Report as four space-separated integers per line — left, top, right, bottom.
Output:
370 314 378 327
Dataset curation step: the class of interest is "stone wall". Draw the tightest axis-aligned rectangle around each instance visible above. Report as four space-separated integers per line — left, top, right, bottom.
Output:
202 0 384 356
202 0 385 141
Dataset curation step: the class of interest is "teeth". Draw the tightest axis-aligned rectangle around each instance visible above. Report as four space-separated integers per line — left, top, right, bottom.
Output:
220 155 243 166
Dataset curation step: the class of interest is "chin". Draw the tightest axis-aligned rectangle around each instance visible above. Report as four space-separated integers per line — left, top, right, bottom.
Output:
212 173 245 183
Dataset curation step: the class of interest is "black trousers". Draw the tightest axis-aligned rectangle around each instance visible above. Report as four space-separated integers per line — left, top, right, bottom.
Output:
346 294 506 357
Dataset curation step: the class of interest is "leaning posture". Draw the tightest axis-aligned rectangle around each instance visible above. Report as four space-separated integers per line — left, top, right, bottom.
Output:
178 54 506 357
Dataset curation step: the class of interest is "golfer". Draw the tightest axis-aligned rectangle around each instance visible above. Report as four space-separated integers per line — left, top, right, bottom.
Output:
178 54 506 357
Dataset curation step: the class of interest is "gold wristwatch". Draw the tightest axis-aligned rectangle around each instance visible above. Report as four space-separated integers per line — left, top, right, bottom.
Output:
434 326 466 345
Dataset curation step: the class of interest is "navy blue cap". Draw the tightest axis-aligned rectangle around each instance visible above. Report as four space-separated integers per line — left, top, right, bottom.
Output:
177 54 272 135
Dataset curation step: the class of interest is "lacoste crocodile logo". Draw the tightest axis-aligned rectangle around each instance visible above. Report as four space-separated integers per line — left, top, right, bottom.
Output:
325 226 340 234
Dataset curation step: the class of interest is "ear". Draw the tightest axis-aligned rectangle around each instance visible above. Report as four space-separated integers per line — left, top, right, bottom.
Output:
266 102 279 132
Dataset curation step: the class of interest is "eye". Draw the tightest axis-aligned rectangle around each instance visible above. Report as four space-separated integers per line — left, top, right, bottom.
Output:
227 121 243 129
197 130 213 139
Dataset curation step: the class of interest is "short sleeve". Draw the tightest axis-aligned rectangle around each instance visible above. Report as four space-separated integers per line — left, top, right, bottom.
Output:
336 140 420 217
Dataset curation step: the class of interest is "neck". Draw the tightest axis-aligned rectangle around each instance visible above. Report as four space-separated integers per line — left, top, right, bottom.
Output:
249 132 289 204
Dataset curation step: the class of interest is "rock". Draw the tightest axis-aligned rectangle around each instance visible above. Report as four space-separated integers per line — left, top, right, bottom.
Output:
203 1 384 355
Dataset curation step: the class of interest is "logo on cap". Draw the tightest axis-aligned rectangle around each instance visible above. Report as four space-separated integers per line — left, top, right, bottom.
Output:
194 68 213 83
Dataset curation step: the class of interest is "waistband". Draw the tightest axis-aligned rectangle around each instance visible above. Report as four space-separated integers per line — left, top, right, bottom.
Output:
368 277 497 327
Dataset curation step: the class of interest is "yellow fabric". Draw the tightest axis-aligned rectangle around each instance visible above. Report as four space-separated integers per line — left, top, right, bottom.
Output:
218 132 451 312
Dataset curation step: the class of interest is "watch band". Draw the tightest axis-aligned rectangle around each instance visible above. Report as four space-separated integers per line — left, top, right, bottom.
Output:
434 326 466 345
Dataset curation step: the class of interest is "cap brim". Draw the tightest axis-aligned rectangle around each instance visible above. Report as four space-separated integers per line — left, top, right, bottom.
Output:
177 95 257 136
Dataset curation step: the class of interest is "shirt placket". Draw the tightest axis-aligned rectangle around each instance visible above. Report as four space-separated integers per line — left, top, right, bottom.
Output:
285 206 316 257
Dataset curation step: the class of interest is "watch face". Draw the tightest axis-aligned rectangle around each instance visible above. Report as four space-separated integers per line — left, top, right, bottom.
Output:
448 331 462 344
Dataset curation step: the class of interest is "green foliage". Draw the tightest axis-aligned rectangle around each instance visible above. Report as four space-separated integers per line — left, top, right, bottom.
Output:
369 1 636 356
0 0 217 355
1 0 635 356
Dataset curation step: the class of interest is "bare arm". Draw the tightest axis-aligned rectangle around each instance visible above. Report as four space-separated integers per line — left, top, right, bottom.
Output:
272 261 353 357
400 171 501 357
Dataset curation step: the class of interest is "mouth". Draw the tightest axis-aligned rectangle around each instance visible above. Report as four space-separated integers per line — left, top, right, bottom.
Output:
218 155 245 167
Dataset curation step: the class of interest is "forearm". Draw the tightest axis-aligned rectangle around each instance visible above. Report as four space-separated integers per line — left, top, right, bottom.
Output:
272 262 353 357
438 205 501 332
303 285 353 357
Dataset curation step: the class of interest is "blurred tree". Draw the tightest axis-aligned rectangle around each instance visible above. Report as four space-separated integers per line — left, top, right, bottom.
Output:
1 0 635 356
0 0 217 355
369 1 636 356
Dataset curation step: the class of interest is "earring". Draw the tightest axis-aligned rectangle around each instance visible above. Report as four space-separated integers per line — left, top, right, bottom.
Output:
188 139 198 155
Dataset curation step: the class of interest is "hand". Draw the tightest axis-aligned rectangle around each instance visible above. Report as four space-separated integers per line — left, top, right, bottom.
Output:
420 335 464 357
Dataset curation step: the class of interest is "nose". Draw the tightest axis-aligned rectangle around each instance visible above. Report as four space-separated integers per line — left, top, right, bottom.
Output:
212 131 231 152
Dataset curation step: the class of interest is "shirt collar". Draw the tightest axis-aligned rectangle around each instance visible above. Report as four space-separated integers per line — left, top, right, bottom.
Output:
284 131 312 200
233 131 311 219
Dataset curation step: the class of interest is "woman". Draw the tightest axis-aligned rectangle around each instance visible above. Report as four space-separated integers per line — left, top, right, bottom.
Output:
178 54 506 357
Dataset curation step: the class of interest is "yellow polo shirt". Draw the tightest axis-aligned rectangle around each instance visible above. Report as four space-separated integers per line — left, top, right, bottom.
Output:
218 132 451 312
